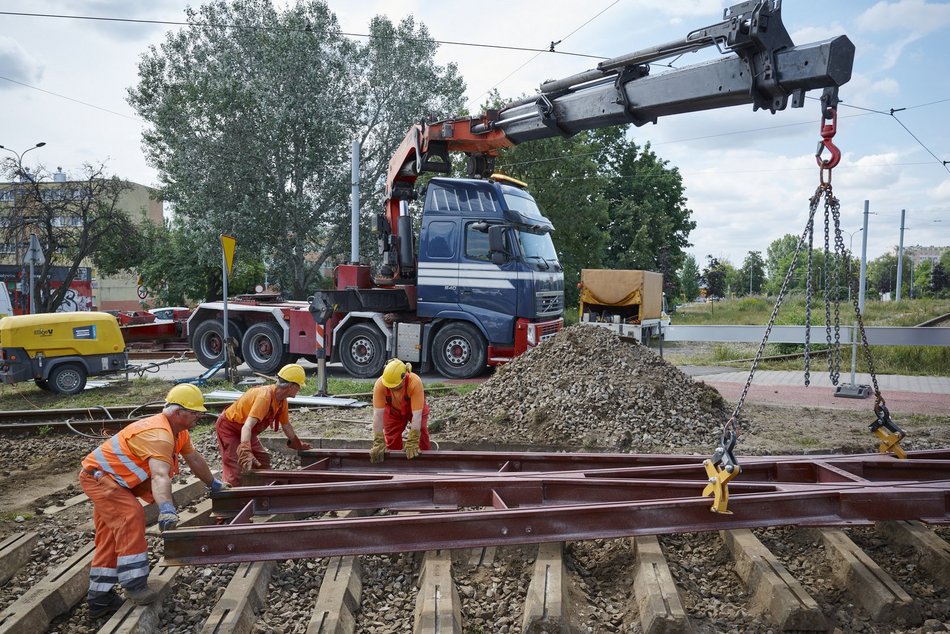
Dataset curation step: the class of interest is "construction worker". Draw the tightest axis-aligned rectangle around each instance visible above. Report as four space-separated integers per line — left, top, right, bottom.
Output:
79 384 225 618
215 363 312 485
370 358 430 462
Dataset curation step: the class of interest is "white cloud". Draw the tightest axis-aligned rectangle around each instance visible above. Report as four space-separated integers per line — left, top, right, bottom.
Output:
0 37 43 88
855 0 950 69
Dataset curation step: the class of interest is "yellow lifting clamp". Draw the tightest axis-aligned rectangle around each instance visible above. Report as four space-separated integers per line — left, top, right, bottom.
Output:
702 422 741 514
869 402 907 459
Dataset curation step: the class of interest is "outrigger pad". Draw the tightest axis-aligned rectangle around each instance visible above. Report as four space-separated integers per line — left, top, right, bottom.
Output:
833 384 871 399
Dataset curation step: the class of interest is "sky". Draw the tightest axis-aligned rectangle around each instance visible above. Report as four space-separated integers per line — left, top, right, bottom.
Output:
1 0 948 271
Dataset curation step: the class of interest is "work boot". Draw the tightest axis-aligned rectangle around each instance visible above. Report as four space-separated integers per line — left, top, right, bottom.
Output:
88 591 125 618
124 581 160 605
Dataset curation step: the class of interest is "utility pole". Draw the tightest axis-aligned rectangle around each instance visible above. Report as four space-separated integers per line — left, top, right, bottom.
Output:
896 208 905 301
835 200 872 399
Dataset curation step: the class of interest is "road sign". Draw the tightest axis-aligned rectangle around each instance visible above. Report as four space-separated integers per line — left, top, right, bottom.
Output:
26 234 45 265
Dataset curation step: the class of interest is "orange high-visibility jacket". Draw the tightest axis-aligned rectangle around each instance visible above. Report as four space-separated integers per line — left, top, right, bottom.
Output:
81 414 189 489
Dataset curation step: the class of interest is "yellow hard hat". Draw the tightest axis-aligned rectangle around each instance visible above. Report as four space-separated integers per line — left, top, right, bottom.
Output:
381 358 411 388
277 363 306 387
166 384 207 412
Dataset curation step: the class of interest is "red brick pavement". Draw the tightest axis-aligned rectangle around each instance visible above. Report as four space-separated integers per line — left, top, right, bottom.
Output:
703 380 949 416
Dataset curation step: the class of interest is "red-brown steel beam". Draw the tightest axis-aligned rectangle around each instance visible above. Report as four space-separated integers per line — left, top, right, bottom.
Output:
163 483 949 565
162 450 950 566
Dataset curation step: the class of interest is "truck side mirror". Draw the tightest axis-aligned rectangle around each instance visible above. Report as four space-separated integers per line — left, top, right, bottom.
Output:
488 225 509 264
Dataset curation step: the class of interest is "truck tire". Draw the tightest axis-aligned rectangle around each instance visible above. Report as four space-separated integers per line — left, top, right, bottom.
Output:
432 322 487 379
191 320 243 369
339 323 386 379
48 363 87 395
241 322 289 375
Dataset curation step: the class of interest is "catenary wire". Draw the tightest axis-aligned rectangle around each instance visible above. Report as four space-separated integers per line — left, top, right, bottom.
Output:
2 7 946 176
0 10 607 61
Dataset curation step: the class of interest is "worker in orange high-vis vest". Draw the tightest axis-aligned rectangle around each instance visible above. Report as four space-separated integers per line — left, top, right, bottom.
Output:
79 384 225 619
369 358 430 463
215 363 312 486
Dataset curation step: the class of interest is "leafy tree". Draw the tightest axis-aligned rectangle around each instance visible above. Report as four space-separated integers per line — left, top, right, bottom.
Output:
591 127 695 297
736 250 766 296
931 261 948 295
678 254 700 302
913 259 933 298
0 161 136 313
868 252 899 298
701 256 729 298
128 0 464 300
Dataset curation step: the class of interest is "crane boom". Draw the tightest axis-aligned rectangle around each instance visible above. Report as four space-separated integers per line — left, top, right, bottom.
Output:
385 0 854 252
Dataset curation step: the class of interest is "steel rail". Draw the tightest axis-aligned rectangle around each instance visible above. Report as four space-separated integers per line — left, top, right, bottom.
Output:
163 481 949 565
163 450 950 565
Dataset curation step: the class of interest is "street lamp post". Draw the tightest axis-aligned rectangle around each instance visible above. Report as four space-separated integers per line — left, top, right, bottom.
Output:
1 142 47 313
845 228 863 303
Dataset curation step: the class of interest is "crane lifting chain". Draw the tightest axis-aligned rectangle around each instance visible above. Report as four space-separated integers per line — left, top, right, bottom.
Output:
703 88 906 514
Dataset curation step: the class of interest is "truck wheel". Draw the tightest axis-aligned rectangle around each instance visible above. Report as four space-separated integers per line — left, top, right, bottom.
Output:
241 322 289 375
432 322 486 379
339 323 386 379
49 363 87 395
191 320 244 368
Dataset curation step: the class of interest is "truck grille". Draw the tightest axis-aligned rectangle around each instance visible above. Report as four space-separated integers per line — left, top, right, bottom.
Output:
536 292 563 317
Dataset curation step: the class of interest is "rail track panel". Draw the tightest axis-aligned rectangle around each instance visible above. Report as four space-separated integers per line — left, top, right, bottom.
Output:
1 446 949 631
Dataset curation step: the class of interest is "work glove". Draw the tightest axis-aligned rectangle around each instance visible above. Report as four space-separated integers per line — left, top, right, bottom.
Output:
404 428 422 460
287 436 312 451
209 479 230 493
157 502 178 532
369 432 387 463
237 441 260 473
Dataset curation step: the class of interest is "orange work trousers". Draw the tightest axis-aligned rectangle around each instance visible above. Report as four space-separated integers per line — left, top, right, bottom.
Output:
79 470 151 603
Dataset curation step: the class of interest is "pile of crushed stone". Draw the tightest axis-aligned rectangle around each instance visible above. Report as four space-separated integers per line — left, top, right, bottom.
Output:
442 324 732 452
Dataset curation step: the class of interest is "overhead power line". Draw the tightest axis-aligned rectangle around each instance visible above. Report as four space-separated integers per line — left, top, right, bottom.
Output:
0 10 607 61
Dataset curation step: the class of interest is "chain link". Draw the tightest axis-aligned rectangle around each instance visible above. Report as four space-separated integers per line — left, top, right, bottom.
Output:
726 184 826 436
828 195 845 384
803 208 815 386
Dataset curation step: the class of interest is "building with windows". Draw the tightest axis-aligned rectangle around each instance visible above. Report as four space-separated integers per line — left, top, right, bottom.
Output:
0 170 163 313
904 245 947 268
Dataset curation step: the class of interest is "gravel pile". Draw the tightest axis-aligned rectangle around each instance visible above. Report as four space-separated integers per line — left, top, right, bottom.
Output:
443 324 731 451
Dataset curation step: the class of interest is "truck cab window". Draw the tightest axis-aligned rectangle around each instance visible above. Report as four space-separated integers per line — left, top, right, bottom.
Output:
465 222 509 261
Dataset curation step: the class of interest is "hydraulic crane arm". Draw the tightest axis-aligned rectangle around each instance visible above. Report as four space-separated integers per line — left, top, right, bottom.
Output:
381 0 854 279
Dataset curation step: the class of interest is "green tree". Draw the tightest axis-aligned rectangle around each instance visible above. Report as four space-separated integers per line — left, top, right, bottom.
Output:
931 261 948 295
913 259 933 298
702 256 729 298
736 250 766 296
0 161 137 313
678 254 700 302
592 127 695 297
868 252 899 298
128 1 464 300
351 14 465 265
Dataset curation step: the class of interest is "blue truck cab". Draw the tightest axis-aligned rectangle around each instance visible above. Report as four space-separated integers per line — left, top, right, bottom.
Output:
415 176 564 373
314 175 564 380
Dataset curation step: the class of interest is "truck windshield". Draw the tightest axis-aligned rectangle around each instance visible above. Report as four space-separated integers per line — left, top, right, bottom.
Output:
502 191 543 220
517 230 561 271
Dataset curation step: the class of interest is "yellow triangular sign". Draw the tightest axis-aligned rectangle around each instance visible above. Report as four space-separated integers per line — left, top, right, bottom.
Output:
221 234 236 277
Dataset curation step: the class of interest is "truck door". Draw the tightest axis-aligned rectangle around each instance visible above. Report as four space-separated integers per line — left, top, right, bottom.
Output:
457 221 518 345
416 219 459 309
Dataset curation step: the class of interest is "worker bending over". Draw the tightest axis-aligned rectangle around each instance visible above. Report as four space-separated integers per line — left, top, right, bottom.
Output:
370 358 430 462
215 363 311 485
79 384 225 618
